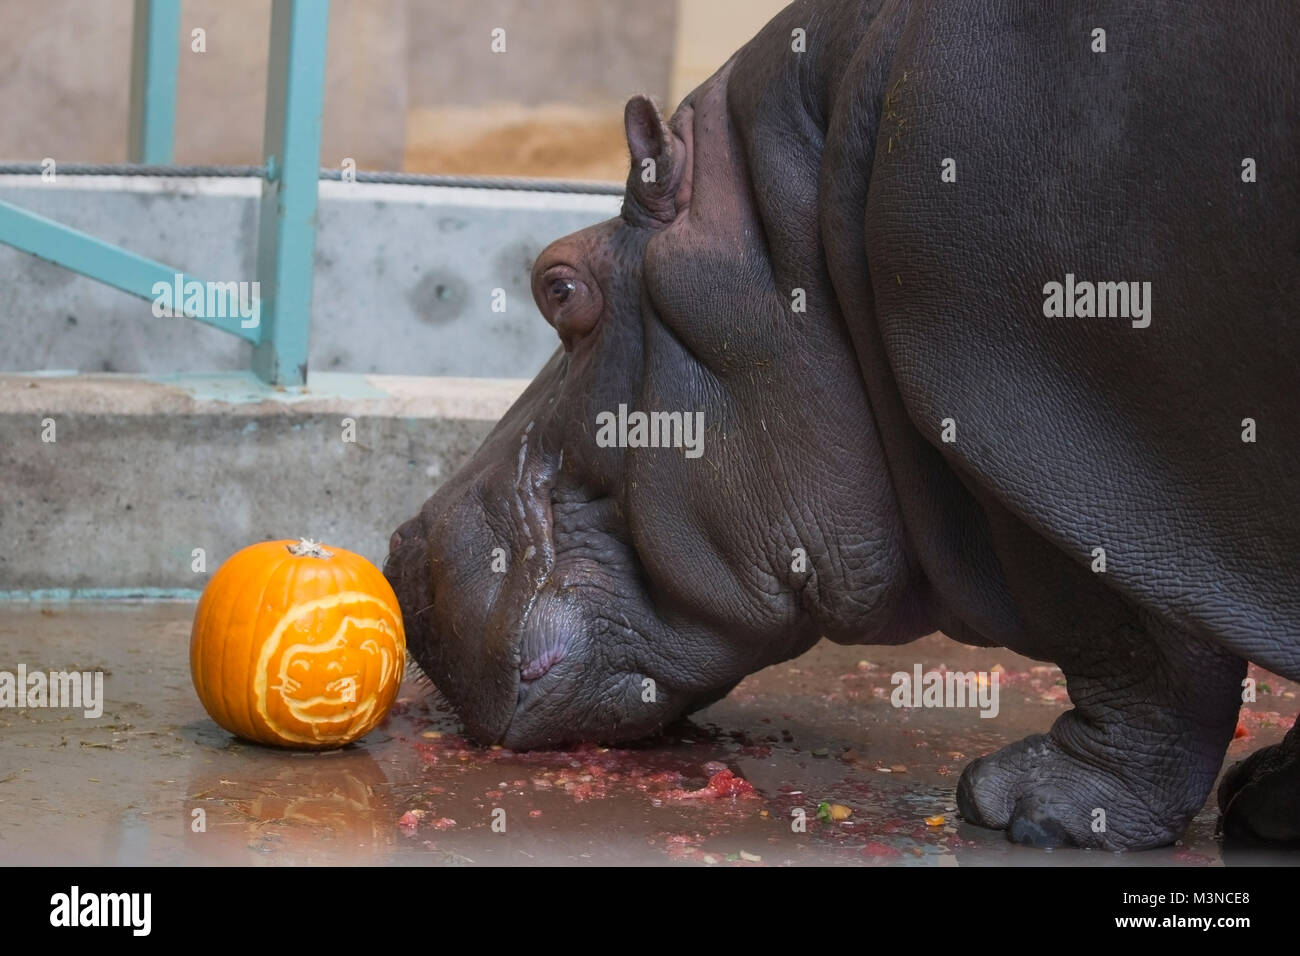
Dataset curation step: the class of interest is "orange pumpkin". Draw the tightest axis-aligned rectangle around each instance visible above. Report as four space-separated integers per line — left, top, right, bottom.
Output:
190 538 406 749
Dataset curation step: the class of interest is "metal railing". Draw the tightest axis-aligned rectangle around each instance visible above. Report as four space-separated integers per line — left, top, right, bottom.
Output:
0 0 331 386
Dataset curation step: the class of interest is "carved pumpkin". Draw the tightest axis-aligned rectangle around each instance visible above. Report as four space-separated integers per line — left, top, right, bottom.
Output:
190 539 406 749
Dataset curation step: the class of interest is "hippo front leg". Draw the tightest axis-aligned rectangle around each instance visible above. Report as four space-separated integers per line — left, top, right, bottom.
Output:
957 644 1245 850
953 515 1246 850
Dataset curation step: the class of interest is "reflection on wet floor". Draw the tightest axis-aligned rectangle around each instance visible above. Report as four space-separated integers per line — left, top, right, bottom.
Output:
0 602 1295 865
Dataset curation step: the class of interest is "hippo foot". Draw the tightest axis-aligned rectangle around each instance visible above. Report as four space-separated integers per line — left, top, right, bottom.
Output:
956 716 1208 851
1217 724 1300 846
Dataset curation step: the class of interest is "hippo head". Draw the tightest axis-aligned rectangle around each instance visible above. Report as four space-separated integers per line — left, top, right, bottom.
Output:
386 58 923 748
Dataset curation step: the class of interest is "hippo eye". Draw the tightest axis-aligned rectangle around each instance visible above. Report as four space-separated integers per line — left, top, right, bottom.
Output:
535 264 601 350
548 277 577 305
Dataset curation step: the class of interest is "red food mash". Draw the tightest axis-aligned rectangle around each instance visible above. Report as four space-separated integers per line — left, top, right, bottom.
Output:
661 769 758 801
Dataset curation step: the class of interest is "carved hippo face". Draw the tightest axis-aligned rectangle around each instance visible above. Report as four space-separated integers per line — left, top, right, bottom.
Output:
385 61 918 748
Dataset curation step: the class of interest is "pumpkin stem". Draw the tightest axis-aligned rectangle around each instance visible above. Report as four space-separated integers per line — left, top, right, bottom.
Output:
287 538 334 559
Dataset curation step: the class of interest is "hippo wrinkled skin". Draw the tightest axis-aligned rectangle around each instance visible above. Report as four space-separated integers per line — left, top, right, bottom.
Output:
387 0 1300 850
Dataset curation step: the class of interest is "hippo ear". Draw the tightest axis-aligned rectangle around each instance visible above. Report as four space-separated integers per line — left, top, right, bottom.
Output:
624 95 682 223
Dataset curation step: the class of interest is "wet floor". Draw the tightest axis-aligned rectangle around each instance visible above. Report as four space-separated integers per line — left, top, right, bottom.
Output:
1 601 1295 866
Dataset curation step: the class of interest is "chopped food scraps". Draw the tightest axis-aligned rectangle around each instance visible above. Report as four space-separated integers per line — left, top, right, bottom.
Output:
817 802 853 822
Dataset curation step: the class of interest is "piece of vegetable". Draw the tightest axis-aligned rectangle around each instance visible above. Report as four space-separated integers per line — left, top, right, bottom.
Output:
817 802 852 822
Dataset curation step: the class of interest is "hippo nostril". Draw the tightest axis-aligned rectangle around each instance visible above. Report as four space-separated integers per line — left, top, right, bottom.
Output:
389 529 403 554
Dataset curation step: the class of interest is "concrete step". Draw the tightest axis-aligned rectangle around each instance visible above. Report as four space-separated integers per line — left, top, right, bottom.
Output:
0 371 523 594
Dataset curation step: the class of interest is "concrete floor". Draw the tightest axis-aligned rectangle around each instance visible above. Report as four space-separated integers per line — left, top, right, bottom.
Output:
1 601 1296 866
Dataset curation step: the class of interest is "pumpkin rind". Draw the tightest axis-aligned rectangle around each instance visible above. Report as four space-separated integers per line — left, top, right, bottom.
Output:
190 540 406 749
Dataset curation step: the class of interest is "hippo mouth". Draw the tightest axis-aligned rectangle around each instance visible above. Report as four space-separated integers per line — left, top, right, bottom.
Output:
520 641 566 682
501 490 645 745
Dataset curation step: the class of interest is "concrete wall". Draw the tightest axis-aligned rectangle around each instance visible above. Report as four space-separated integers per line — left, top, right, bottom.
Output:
0 0 680 171
0 0 781 199
406 0 675 110
0 0 408 170
177 0 410 170
669 0 789 105
0 175 621 378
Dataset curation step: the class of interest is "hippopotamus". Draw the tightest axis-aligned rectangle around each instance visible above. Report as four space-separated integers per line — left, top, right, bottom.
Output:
386 0 1300 850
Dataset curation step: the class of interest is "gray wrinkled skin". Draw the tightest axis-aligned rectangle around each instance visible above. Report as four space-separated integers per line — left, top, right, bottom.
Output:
387 0 1300 850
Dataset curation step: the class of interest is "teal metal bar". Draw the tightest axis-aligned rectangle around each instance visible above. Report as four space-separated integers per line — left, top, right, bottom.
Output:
127 0 181 164
253 0 331 387
0 200 262 344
